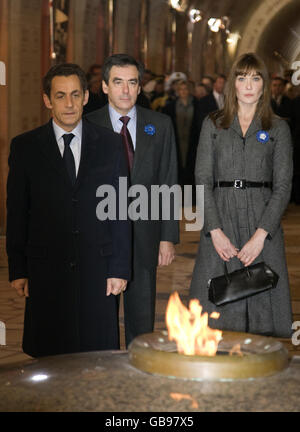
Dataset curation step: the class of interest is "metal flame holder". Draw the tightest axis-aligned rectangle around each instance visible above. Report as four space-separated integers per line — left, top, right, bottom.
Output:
128 330 289 380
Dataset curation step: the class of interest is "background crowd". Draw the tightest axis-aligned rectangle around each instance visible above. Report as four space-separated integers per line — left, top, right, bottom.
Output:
83 63 300 205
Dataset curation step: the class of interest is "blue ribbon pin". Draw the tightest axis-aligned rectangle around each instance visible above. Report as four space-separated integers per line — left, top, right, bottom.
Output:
144 124 156 136
256 130 269 143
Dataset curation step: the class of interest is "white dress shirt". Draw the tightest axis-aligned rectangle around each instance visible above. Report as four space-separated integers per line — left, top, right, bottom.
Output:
52 119 82 175
213 90 224 109
108 105 137 150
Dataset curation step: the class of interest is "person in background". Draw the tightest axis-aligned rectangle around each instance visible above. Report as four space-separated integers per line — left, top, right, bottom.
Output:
83 70 106 114
141 68 153 89
163 80 200 188
150 78 165 103
194 82 209 100
151 72 187 112
270 76 292 122
201 75 214 92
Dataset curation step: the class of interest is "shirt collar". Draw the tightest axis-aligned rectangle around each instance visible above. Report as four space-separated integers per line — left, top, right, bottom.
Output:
213 90 223 100
108 104 137 123
52 119 82 141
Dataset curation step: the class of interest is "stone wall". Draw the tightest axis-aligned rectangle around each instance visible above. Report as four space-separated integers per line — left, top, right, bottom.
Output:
0 0 44 264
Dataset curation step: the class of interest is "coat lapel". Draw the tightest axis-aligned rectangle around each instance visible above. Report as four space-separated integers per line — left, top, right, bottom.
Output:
245 116 262 139
89 104 153 181
230 115 262 139
37 119 99 192
73 119 97 192
95 105 113 129
131 106 153 180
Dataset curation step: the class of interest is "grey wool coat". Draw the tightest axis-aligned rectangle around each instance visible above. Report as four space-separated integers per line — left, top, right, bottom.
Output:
189 115 293 338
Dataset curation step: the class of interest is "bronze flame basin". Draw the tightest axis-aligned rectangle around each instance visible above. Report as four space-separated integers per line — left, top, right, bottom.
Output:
128 330 289 381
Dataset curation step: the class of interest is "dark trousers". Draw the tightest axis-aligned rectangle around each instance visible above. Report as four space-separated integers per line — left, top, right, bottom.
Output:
123 262 157 347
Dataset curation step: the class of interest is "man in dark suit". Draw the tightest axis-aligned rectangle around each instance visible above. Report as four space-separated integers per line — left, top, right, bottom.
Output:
270 77 292 122
198 74 226 130
162 80 201 187
86 54 179 347
6 63 131 357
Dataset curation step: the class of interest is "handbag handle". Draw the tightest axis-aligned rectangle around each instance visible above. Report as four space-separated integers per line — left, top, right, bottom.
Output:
223 262 251 280
223 262 230 283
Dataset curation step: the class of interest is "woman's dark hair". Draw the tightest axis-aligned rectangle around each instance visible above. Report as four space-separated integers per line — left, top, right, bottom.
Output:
211 52 273 130
43 63 88 98
102 54 144 85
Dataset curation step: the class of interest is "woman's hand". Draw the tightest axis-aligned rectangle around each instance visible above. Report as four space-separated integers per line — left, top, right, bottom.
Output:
210 228 239 261
237 228 268 266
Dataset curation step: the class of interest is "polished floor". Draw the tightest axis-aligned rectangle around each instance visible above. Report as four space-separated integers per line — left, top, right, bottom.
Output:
0 204 300 365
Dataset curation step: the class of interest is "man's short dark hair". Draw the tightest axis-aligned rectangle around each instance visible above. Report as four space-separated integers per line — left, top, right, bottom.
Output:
102 54 145 85
202 75 215 84
43 63 88 98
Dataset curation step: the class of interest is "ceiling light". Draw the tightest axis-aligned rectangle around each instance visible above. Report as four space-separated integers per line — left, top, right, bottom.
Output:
189 9 202 23
169 0 187 12
208 18 222 33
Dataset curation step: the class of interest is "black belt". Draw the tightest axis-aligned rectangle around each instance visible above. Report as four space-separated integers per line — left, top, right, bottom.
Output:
214 180 272 189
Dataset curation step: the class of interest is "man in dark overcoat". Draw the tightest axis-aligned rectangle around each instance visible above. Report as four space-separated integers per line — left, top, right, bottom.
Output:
197 74 226 131
86 54 179 347
6 63 131 357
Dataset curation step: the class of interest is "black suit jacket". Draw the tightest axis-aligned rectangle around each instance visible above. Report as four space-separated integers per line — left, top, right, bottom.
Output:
197 92 219 131
6 118 131 356
86 105 179 269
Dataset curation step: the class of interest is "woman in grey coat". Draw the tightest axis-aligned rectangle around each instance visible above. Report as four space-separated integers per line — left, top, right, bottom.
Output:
190 53 293 338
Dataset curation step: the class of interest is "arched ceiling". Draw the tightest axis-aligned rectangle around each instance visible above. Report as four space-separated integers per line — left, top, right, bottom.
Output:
257 0 300 71
182 0 300 71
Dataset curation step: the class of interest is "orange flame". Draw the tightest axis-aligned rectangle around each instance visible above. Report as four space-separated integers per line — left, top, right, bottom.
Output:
166 292 222 356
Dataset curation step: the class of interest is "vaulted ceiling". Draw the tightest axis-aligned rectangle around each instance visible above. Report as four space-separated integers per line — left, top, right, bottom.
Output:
183 0 300 70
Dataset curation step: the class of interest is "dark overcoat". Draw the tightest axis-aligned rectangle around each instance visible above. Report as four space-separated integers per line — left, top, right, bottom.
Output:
6 119 131 357
190 115 293 338
162 97 201 185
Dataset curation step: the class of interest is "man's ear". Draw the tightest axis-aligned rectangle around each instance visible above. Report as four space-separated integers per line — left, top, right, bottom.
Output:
43 93 52 109
83 89 89 106
102 80 108 95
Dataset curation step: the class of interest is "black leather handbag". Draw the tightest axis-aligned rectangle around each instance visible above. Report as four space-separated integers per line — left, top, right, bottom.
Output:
208 262 279 306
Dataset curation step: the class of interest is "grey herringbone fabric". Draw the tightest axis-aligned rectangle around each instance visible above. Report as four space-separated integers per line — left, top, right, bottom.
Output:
190 115 293 337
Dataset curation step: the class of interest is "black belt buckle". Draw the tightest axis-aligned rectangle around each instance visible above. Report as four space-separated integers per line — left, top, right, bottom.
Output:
234 179 245 189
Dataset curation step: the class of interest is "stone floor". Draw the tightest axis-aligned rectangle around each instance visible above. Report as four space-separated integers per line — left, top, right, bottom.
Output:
1 349 300 412
0 204 300 365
